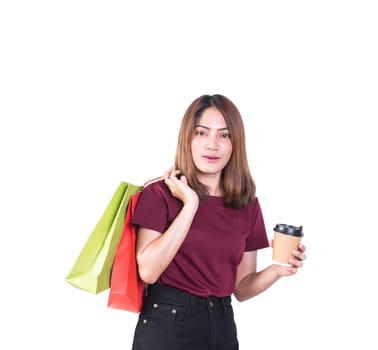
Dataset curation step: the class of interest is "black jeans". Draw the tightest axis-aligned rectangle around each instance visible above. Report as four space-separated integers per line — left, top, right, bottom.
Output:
131 283 239 350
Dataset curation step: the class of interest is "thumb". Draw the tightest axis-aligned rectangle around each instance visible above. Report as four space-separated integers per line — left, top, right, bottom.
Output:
180 175 188 185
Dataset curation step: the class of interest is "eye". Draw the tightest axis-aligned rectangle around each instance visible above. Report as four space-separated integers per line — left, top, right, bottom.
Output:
194 129 207 136
221 132 231 139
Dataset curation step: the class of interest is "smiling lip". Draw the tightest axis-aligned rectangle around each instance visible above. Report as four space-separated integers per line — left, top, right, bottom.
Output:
203 155 220 162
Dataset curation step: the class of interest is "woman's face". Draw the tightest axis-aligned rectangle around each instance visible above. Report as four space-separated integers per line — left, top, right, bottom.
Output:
191 107 233 178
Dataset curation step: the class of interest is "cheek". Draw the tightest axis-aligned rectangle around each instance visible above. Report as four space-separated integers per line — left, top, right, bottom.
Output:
222 141 233 157
191 139 201 155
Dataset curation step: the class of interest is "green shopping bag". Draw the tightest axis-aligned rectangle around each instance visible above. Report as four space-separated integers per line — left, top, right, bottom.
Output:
65 181 142 294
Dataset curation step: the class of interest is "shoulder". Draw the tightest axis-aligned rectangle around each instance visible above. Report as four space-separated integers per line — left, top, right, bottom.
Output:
251 196 263 212
240 196 262 211
240 197 264 221
135 180 182 227
142 180 171 198
141 180 181 208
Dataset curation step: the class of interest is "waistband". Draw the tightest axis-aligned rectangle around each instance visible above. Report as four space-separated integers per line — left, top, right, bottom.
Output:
146 283 231 310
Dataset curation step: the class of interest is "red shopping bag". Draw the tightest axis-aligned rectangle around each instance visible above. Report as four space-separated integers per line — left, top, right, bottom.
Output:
107 191 145 312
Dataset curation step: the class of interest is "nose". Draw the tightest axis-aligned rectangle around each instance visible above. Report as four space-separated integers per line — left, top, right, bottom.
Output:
206 134 219 150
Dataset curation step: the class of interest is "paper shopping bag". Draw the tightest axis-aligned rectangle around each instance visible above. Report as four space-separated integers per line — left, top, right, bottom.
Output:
65 181 142 294
107 191 145 312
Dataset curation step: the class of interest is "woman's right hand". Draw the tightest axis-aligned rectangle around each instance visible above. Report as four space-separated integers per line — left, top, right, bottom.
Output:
163 168 199 207
143 167 199 206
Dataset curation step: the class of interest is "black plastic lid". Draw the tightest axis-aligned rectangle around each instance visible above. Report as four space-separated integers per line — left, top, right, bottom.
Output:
274 223 304 237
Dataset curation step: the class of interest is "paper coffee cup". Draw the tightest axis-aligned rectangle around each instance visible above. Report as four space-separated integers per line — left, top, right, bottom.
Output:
272 224 304 266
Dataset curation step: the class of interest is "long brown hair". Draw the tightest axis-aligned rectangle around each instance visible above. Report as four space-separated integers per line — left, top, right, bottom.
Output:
174 94 256 209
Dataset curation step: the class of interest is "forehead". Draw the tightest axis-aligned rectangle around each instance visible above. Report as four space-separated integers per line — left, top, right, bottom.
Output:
197 107 228 128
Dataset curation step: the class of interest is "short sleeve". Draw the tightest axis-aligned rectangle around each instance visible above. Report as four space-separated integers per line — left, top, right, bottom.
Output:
245 197 270 251
131 181 169 233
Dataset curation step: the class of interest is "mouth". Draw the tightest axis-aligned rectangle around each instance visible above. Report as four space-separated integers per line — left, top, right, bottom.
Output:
203 155 220 162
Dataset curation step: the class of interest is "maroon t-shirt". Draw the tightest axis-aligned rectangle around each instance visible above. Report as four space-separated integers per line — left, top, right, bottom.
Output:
131 180 269 297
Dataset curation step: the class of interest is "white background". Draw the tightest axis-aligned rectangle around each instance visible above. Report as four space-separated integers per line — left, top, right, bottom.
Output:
1 1 377 349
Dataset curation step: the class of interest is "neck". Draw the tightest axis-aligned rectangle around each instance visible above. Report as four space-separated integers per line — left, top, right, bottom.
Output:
208 187 223 196
196 173 223 196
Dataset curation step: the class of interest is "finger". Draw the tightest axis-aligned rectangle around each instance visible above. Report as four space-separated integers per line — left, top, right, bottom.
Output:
289 258 303 268
144 168 173 187
169 169 181 178
292 249 306 261
180 175 188 185
164 166 174 176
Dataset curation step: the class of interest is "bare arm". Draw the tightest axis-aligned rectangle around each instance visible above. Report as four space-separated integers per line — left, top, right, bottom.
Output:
136 170 199 284
234 243 306 302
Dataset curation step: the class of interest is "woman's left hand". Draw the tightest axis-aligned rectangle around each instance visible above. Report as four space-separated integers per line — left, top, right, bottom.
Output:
275 243 307 277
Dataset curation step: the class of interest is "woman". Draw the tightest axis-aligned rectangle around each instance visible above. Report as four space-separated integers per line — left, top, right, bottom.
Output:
131 94 306 349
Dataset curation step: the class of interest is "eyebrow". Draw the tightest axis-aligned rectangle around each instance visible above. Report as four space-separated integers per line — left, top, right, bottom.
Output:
194 124 229 131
